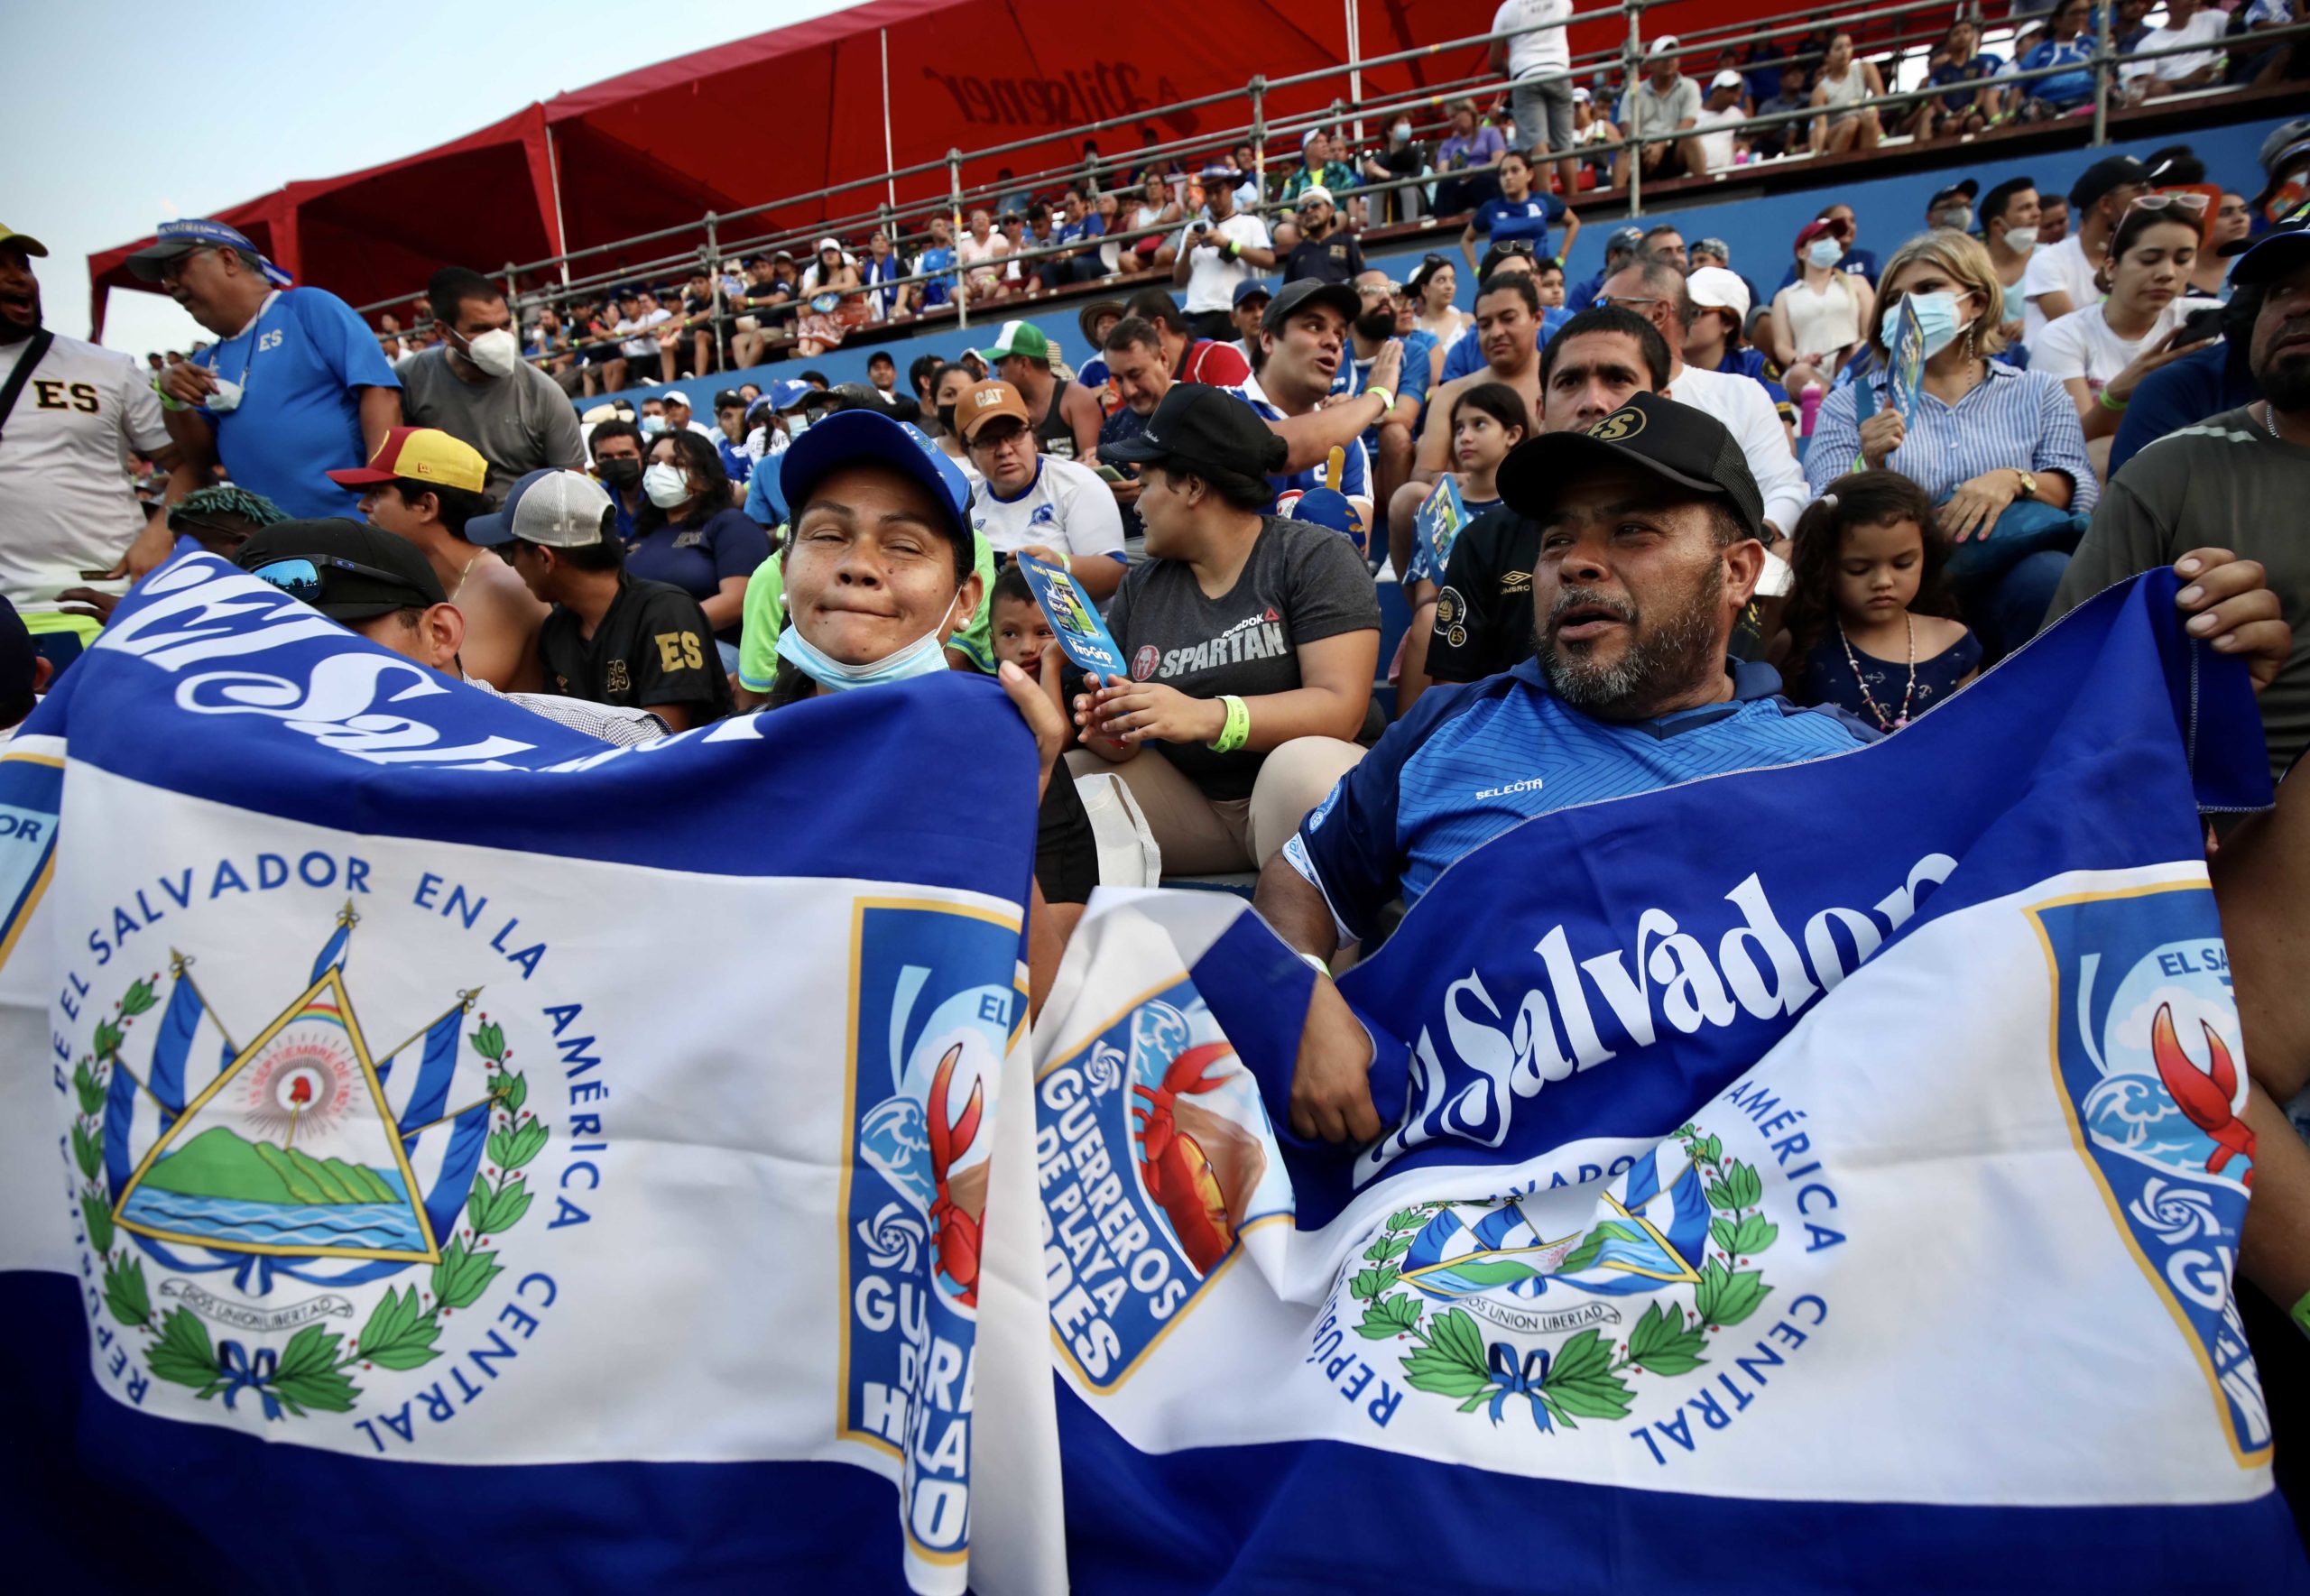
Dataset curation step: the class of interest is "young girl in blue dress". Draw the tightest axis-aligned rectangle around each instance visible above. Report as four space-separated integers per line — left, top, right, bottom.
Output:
1779 470 1980 730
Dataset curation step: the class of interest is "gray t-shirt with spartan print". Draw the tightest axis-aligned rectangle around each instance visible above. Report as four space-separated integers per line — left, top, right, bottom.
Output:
1104 516 1381 799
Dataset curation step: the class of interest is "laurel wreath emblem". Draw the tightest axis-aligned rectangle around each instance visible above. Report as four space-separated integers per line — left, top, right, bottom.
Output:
1347 1122 1777 1432
71 983 547 1421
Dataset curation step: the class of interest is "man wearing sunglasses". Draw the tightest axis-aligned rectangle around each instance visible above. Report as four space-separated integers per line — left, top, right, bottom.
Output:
232 518 670 746
1278 188 1366 288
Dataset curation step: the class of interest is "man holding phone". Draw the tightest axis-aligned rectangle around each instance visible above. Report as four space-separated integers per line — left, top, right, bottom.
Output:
1173 168 1277 340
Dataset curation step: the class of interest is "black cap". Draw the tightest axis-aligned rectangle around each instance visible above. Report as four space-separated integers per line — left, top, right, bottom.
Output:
713 387 746 411
2070 155 2148 214
2229 212 2310 281
1261 277 1360 333
1928 178 1979 208
234 519 446 621
1100 383 1286 478
1497 393 1765 540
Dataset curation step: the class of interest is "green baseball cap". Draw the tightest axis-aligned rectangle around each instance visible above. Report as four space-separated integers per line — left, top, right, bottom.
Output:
982 318 1055 364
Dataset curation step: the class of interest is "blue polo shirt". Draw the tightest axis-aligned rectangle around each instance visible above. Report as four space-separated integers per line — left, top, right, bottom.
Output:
1284 658 1872 941
190 286 401 519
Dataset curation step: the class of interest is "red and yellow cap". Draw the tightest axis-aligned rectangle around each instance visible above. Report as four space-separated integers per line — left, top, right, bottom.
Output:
326 427 488 494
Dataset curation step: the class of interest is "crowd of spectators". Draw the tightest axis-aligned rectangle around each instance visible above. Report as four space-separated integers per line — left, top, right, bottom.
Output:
9 11 2310 1521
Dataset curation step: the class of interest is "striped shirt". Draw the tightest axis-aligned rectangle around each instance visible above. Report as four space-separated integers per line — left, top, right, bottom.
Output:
1802 360 2098 513
1285 658 1870 941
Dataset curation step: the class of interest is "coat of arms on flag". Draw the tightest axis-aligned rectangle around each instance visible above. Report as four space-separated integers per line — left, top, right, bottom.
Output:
69 904 544 1424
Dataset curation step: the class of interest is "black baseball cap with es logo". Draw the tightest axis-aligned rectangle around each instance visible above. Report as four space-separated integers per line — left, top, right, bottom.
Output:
1498 392 1765 540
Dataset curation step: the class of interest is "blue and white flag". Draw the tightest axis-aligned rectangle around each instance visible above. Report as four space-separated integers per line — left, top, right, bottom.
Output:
1029 571 2307 1593
0 551 1064 1594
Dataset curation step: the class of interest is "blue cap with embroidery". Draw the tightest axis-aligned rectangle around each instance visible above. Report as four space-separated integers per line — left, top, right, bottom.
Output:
779 409 974 567
125 219 293 289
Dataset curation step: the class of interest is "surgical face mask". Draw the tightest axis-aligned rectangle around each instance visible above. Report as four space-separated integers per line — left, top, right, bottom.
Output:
1880 291 1971 360
774 615 952 692
458 326 522 378
1805 238 1844 271
642 461 693 508
2001 226 2039 255
595 457 642 490
1932 206 1973 234
206 376 245 414
639 415 667 438
1391 122 1411 144
938 401 959 435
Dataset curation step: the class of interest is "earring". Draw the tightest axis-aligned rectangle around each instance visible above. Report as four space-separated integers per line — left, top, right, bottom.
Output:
1962 327 1976 365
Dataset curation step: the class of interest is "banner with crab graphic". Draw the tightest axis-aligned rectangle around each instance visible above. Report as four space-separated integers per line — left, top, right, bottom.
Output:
1027 573 2305 1596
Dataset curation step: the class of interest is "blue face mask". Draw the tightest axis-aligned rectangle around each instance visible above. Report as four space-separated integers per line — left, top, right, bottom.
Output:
1805 238 1844 271
1880 291 1971 361
774 615 953 692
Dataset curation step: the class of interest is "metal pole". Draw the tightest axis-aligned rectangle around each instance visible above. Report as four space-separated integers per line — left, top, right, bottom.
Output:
948 150 969 331
703 213 722 376
882 30 900 209
546 122 572 288
503 261 519 305
2090 0 2114 146
1624 0 1644 219
1250 77 1268 211
1346 0 1365 150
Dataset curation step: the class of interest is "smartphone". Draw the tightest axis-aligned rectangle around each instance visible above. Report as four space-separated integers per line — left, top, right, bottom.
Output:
1095 464 1127 483
2175 306 2225 349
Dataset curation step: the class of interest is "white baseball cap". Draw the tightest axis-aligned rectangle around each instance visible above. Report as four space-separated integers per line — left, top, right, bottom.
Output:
466 469 615 549
1686 266 1751 321
1712 69 1745 90
1649 33 1680 56
1297 185 1336 209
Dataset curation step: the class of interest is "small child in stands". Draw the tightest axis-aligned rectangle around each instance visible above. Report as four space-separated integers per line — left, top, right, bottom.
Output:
1779 470 1979 731
1393 382 1530 711
990 562 1058 672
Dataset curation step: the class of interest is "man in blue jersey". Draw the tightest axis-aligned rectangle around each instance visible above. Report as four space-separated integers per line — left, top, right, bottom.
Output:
140 219 402 525
1260 393 1871 1141
1225 278 1400 526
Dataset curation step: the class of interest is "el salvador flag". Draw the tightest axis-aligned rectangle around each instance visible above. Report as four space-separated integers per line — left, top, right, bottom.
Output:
0 550 1065 1594
1026 569 2308 1594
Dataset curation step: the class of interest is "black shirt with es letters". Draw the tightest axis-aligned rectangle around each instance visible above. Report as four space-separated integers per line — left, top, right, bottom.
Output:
539 572 734 723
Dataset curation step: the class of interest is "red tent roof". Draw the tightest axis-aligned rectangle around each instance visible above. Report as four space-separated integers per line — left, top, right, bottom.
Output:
87 0 1815 334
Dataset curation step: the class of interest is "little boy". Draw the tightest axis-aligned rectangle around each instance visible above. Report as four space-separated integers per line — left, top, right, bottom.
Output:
989 562 1058 672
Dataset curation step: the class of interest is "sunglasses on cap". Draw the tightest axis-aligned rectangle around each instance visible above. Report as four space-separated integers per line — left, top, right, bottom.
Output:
249 556 434 606
2124 190 2211 218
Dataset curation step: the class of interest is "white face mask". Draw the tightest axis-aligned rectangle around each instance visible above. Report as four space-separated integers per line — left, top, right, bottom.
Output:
1806 238 1844 271
642 461 693 508
2002 226 2039 255
206 376 245 414
459 326 522 378
1391 123 1411 144
774 617 952 692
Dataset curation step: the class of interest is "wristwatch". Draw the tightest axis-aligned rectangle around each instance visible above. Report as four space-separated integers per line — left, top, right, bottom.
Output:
2014 469 2039 500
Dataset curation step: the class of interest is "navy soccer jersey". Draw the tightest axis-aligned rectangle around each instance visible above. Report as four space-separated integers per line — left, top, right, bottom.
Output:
1285 658 1871 941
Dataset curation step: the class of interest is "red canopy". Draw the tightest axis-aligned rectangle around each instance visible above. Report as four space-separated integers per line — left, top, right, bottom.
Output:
88 0 1811 335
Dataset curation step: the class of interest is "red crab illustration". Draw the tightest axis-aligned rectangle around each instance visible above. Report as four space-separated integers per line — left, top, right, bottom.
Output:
928 1044 984 1305
1132 1041 1239 1274
2151 1002 2256 1188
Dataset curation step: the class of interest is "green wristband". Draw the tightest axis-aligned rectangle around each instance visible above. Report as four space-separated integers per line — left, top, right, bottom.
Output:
2097 385 2129 412
2293 1288 2310 1340
151 375 187 412
1208 694 1251 753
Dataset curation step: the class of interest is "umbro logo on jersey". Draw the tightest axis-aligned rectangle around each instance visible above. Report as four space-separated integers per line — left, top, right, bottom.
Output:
1500 571 1532 593
1472 776 1545 800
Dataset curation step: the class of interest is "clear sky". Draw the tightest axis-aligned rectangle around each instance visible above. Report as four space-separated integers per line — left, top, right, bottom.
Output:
21 0 865 358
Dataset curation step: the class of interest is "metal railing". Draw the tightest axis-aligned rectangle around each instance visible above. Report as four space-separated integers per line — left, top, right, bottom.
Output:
355 0 2301 383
